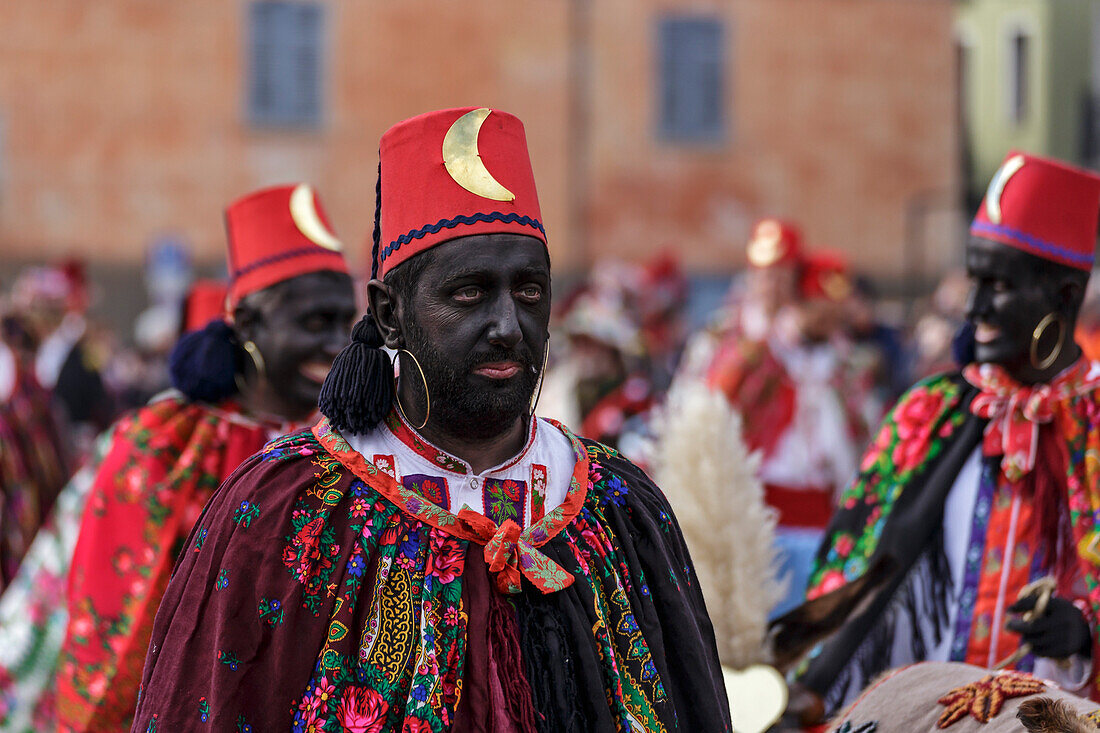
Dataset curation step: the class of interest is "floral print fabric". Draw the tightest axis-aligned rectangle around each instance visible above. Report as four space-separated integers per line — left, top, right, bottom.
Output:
807 368 1100 701
55 395 274 733
807 374 969 599
131 418 730 732
0 430 106 731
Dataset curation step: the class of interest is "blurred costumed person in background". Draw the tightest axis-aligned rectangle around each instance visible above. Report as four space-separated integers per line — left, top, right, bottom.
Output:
0 281 226 732
538 261 655 461
693 226 871 617
11 262 116 458
54 184 356 733
676 219 804 445
633 251 690 392
131 107 729 732
785 153 1100 726
0 312 69 588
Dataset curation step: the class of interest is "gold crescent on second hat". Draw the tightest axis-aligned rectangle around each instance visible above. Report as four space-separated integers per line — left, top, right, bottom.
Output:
442 108 516 203
747 219 784 267
289 183 343 251
984 154 1026 225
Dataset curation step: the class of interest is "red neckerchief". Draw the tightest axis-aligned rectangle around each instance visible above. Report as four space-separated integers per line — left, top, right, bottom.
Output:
963 358 1099 481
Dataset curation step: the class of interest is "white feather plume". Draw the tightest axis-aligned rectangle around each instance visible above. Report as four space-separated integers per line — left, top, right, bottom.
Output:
652 376 785 669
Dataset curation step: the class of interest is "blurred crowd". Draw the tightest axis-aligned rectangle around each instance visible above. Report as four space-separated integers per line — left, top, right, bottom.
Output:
6 211 1100 729
0 219 1017 605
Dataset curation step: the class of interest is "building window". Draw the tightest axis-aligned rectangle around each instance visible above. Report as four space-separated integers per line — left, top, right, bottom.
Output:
657 16 726 143
247 1 324 129
1008 27 1031 125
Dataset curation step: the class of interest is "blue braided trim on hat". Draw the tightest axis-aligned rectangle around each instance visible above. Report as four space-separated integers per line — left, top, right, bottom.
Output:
970 221 1094 268
231 246 345 280
381 212 546 265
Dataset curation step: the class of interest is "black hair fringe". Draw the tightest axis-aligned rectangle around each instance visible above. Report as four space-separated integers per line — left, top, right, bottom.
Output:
317 161 396 434
316 314 394 434
823 536 953 715
514 600 587 733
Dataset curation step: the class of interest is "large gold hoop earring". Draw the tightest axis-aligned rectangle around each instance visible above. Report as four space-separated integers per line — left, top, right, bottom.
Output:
395 348 430 431
235 340 267 394
1030 312 1066 371
529 338 550 416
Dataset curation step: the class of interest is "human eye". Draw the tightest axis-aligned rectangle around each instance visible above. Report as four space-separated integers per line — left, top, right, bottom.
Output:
452 286 484 304
515 284 543 303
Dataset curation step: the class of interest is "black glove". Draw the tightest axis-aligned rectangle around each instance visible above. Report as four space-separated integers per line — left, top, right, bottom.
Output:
1006 595 1092 659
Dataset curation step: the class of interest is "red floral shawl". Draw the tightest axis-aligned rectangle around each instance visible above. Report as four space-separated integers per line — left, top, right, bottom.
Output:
55 394 275 733
804 368 1100 704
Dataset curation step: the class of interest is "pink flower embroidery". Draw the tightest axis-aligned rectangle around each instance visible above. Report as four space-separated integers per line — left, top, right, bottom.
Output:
425 535 465 584
811 569 846 599
835 535 854 558
337 686 388 733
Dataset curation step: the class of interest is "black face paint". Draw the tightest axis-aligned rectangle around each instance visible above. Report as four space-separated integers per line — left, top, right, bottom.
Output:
395 234 550 440
239 270 357 422
964 237 1085 382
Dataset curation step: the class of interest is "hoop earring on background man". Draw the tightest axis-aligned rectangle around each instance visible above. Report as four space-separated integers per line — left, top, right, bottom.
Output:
395 348 430 431
235 340 267 394
1030 312 1066 371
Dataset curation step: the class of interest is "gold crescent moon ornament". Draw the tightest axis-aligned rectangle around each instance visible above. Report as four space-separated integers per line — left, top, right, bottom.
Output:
747 221 784 267
289 184 343 252
984 154 1026 225
442 108 516 203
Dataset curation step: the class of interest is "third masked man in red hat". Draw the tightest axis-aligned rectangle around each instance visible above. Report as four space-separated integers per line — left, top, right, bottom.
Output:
783 152 1100 724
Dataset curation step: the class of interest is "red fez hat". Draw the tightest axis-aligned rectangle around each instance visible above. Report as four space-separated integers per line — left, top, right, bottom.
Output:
971 151 1100 271
224 184 348 309
376 107 545 279
800 251 852 301
747 219 802 268
182 279 228 333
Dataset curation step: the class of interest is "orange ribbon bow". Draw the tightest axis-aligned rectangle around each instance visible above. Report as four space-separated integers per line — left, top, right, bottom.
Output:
456 510 574 595
964 359 1098 482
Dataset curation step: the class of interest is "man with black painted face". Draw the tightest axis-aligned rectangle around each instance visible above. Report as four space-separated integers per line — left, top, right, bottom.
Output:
132 108 730 732
53 184 356 732
779 153 1100 725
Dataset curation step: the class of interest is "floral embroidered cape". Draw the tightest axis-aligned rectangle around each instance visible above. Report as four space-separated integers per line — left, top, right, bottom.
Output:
799 371 1100 705
55 394 274 733
130 418 730 733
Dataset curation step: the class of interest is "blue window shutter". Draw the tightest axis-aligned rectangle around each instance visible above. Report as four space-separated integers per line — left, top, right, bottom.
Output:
247 1 323 129
658 16 726 142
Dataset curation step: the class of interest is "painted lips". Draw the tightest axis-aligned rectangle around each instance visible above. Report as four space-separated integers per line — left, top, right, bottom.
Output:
974 322 1002 344
472 361 522 379
300 362 332 383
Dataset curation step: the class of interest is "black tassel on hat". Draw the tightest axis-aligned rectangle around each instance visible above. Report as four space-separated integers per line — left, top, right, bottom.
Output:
168 318 240 404
318 160 396 433
317 313 395 434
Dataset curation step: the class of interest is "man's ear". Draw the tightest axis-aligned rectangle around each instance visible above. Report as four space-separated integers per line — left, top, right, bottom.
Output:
231 303 262 344
366 279 404 349
1058 275 1087 321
